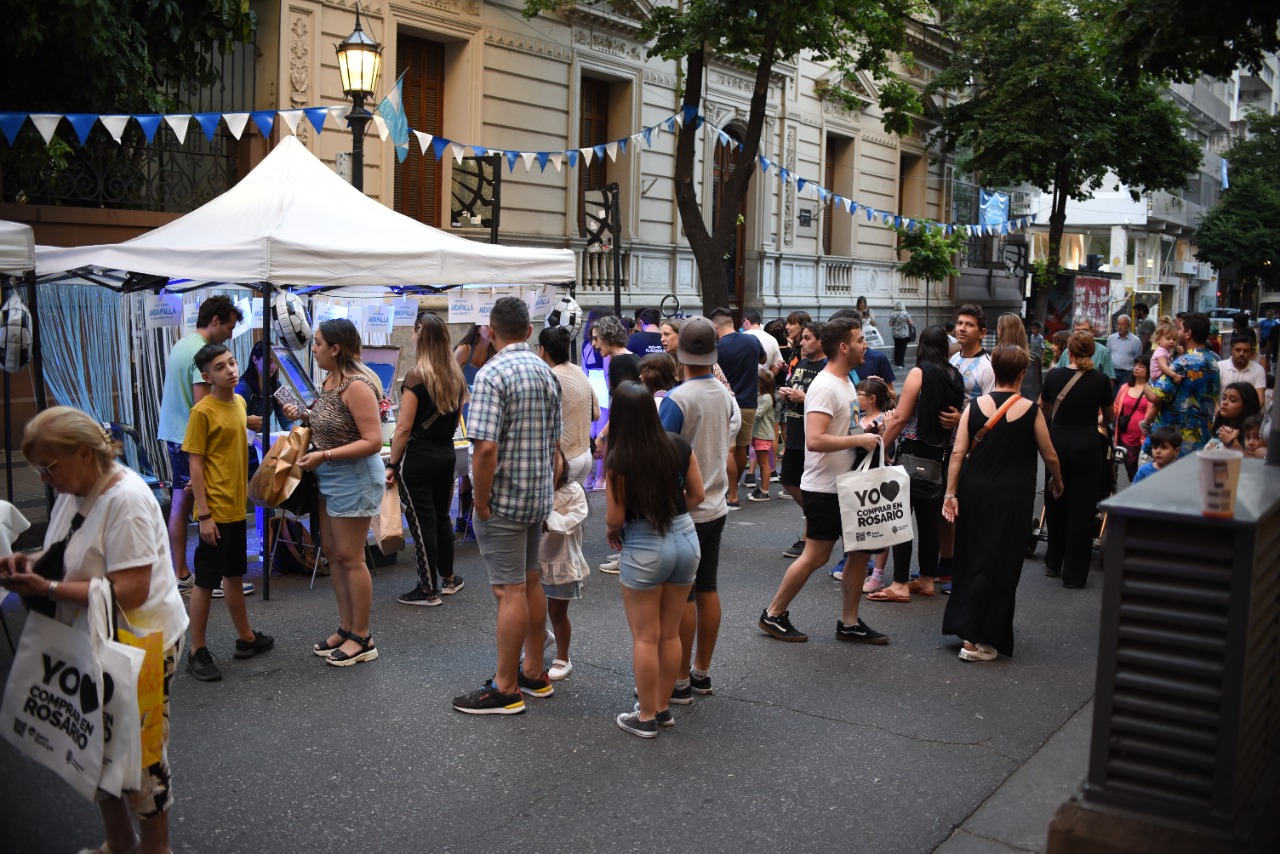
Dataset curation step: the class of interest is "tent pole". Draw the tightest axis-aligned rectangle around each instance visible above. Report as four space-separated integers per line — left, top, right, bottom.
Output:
26 271 54 513
3 356 12 502
261 282 273 600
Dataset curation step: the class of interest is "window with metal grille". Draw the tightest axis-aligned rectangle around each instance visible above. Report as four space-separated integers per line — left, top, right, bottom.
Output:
579 78 610 236
395 36 444 227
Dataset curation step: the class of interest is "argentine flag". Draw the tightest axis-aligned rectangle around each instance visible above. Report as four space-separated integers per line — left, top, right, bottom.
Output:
377 72 411 163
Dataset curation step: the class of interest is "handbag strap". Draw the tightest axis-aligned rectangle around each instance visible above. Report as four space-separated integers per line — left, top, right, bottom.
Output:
1049 370 1084 424
970 394 1021 451
68 463 121 537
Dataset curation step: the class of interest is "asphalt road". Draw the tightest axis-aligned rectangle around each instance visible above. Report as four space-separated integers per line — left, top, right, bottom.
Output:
0 483 1102 853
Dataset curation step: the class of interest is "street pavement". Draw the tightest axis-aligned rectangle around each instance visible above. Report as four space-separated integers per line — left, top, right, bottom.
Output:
1 482 1102 853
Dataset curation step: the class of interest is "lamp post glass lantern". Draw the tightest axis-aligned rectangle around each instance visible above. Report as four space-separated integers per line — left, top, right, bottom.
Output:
335 4 382 192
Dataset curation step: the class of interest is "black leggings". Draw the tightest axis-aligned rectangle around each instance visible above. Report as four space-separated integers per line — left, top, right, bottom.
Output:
891 481 945 583
1045 427 1105 586
397 444 456 594
893 336 910 368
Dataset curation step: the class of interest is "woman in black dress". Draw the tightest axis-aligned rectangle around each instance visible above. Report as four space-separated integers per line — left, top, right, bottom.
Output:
1040 331 1114 589
941 345 1063 661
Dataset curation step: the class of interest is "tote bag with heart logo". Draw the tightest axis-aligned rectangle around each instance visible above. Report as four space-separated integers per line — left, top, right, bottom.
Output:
835 436 914 550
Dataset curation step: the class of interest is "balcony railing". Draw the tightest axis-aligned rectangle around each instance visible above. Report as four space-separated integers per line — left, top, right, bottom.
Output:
577 246 631 294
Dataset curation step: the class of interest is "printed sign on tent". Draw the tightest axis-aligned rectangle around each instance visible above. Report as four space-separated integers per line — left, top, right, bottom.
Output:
447 292 484 323
181 299 199 335
528 286 554 321
393 297 419 327
365 303 394 335
314 301 348 325
345 305 365 335
232 297 255 339
144 293 182 329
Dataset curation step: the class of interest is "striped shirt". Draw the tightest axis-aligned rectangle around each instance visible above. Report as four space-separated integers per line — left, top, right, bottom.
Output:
468 343 562 524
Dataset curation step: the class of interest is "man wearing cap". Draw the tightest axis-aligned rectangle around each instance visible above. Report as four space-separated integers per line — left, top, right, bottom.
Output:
658 317 740 701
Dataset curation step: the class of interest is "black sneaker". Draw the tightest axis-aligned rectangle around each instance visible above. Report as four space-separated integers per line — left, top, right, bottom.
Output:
187 647 222 681
747 489 770 502
743 473 756 486
690 671 713 695
518 669 554 698
836 618 889 645
635 702 675 728
616 710 658 738
783 540 806 558
670 683 694 705
452 679 526 715
398 586 442 606
233 630 275 660
759 609 808 642
439 575 465 595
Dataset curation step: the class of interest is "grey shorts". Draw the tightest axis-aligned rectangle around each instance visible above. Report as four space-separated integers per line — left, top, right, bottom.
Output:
474 512 544 586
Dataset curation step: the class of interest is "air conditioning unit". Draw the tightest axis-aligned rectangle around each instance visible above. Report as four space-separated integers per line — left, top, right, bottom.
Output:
1178 261 1199 275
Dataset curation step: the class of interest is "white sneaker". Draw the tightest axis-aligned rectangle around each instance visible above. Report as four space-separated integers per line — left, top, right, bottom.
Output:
599 554 621 574
959 642 998 662
211 581 256 599
549 658 573 681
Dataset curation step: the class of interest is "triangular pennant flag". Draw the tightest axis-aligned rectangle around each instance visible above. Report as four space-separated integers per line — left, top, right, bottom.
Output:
451 142 467 164
549 152 564 172
328 105 351 123
223 112 250 140
758 155 771 173
865 207 875 221
566 150 578 168
893 216 902 228
580 147 594 167
593 144 606 161
717 129 731 147
1000 222 1010 235
846 200 856 214
818 188 829 204
797 177 808 193
637 129 651 148
472 145 488 157
304 107 329 133
190 113 220 141
278 110 304 134
521 151 536 171
134 114 162 143
691 115 703 130
371 115 389 141
618 137 628 155
0 113 27 145
250 110 275 139
778 168 790 185
505 150 520 171
413 130 432 154
680 105 698 126
664 116 677 134
395 144 409 164
65 114 98 146
1030 213 1037 224
605 141 619 161
30 114 64 145
99 114 130 144
164 114 191 144
431 136 450 160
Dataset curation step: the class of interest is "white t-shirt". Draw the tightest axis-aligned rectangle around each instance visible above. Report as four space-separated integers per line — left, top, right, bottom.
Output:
746 328 782 371
950 350 996 401
1217 358 1265 395
801 369 861 494
48 468 189 647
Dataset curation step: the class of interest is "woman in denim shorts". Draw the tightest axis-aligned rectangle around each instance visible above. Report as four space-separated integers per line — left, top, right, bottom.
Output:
291 319 385 667
605 382 704 738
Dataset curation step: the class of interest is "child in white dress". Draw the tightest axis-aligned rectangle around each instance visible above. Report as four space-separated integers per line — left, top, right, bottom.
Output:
540 449 590 680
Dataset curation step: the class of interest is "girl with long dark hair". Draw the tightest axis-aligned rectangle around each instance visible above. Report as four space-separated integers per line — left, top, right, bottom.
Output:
1209 381 1262 451
387 311 469 606
606 381 704 738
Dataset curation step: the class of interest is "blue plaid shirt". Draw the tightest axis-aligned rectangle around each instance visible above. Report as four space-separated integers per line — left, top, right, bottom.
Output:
468 342 562 524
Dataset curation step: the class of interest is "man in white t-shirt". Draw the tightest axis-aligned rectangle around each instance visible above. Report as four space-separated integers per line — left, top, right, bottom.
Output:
742 308 784 372
1218 333 1266 407
949 304 995 402
758 317 889 645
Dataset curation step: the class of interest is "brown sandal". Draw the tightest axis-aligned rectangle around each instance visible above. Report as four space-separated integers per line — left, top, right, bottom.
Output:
906 579 936 597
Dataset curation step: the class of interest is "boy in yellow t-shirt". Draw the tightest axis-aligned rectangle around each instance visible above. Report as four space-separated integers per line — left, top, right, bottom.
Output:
182 343 273 682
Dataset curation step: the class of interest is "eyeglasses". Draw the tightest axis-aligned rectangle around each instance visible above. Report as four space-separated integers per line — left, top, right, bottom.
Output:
33 456 66 478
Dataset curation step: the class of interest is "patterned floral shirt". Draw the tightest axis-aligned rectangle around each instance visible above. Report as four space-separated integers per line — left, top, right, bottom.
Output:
468 343 562 523
1147 347 1221 458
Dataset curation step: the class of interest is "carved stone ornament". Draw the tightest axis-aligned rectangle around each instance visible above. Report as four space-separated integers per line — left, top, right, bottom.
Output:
290 12 311 144
408 0 480 15
783 126 796 246
485 28 572 61
573 29 642 61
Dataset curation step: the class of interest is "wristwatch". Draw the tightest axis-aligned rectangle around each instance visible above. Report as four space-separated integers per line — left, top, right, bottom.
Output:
47 580 59 600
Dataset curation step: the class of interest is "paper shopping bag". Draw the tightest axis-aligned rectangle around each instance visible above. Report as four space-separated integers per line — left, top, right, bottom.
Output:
118 625 164 768
835 437 913 550
371 486 405 555
249 426 311 507
1 609 105 801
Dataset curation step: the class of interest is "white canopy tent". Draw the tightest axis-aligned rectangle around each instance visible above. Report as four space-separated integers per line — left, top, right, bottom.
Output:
34 135 576 288
0 220 35 276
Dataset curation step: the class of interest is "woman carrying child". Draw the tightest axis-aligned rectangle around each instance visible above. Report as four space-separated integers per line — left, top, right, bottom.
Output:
606 381 704 738
747 369 777 502
539 448 590 681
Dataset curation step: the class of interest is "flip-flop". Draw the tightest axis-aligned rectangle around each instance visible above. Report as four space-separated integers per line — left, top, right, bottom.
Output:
867 589 910 603
906 579 936 597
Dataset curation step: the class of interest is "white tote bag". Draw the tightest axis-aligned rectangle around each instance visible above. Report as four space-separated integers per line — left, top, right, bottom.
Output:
0 607 105 801
835 436 914 550
88 579 145 797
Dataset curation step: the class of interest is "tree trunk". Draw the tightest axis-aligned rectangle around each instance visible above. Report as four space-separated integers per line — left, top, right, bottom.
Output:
673 29 777 314
1031 166 1071 322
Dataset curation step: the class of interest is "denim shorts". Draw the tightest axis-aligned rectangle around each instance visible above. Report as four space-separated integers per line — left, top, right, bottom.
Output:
474 512 543 586
314 454 384 518
619 513 700 591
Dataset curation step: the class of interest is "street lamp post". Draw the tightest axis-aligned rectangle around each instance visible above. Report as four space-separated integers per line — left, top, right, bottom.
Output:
334 4 382 192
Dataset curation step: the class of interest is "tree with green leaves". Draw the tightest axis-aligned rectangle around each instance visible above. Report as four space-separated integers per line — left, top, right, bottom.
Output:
525 0 926 313
1194 111 1280 291
894 221 966 319
929 0 1201 321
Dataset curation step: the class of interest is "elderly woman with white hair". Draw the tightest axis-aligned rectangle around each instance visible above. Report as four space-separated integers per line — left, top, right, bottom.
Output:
0 406 188 854
889 300 914 368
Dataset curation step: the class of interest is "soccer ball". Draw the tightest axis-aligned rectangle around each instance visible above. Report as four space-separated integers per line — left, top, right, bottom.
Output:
544 294 583 339
0 293 32 373
273 292 312 350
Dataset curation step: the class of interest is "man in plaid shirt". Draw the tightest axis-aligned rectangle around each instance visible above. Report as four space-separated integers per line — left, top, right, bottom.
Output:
453 296 563 716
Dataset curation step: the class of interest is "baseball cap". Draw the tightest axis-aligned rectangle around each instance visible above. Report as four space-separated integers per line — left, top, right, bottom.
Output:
678 316 718 366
